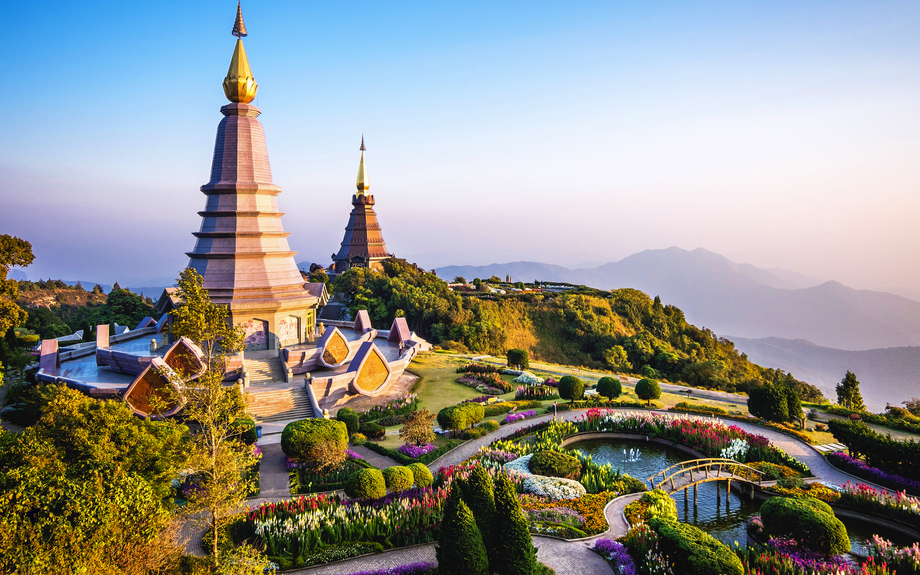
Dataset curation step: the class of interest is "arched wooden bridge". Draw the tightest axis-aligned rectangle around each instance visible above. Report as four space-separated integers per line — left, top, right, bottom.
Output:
647 458 765 495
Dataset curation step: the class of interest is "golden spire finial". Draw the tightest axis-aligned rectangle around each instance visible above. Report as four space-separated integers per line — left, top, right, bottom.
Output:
356 136 369 194
222 3 258 103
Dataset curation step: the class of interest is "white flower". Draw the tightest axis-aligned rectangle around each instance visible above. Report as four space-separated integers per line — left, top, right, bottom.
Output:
513 371 545 385
503 454 586 500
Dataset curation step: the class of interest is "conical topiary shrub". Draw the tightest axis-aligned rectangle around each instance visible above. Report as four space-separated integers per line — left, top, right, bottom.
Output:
493 473 537 575
461 465 497 568
436 487 489 575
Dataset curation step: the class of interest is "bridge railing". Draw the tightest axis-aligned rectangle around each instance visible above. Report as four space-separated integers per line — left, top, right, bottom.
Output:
647 458 765 492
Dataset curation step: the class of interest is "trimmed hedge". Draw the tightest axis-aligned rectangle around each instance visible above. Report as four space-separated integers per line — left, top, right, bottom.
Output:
558 376 585 403
635 379 661 405
407 462 433 488
336 408 360 436
346 467 386 499
438 403 485 432
359 421 386 440
478 420 500 432
760 496 849 556
596 377 622 399
828 418 920 481
382 466 414 493
529 450 582 480
507 348 529 370
281 418 348 459
484 402 515 416
650 518 743 575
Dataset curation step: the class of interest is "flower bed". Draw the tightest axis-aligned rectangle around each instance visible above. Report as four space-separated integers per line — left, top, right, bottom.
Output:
503 409 538 424
397 443 436 459
827 451 920 494
592 539 637 575
839 481 920 530
768 482 841 504
244 489 447 568
344 562 436 575
290 456 371 495
358 395 419 426
735 542 897 575
578 410 811 474
457 362 503 375
865 535 920 574
515 385 559 401
456 372 511 394
505 454 587 500
363 440 460 466
513 371 545 385
520 491 619 535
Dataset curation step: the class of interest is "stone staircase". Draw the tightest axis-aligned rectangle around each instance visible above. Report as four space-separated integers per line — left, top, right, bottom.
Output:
244 358 286 384
246 387 315 423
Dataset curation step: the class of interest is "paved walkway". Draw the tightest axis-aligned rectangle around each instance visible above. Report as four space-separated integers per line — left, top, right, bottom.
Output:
349 444 403 469
259 443 290 498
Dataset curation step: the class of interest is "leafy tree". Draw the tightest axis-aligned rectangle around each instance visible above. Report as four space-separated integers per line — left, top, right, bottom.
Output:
0 386 186 573
164 268 259 568
836 371 866 412
92 284 104 295
558 375 585 403
492 472 537 575
748 383 790 422
460 466 497 567
904 397 920 417
399 408 436 446
603 345 632 372
104 288 156 328
0 235 34 378
507 348 529 369
23 307 71 340
597 376 622 399
307 268 329 284
487 275 503 283
435 488 489 575
453 276 467 284
635 378 661 406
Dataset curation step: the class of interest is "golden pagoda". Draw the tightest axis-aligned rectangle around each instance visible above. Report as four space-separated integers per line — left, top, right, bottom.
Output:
222 2 258 104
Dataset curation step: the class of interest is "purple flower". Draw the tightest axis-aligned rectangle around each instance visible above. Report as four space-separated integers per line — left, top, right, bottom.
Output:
593 539 636 575
397 443 436 459
346 449 363 460
284 457 299 471
827 451 920 492
504 409 537 424
344 561 436 575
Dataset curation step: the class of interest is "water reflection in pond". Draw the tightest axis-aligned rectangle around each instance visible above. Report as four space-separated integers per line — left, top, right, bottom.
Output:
570 437 915 553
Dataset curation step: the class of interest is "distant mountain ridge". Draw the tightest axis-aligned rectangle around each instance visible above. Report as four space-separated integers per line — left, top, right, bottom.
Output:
728 336 920 413
434 247 920 351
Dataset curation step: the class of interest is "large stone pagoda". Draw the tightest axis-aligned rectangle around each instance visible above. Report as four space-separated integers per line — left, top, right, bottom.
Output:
332 137 394 273
185 4 319 350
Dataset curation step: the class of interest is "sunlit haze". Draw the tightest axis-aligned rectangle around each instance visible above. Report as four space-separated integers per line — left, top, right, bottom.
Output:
3 1 919 291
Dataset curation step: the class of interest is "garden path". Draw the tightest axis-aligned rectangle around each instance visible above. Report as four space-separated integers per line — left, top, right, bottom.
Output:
350 444 402 469
287 544 436 575
259 443 290 498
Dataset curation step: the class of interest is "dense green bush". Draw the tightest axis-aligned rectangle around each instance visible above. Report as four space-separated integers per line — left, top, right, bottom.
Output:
493 473 537 575
350 432 367 445
382 466 414 493
635 379 661 405
748 383 802 423
359 421 385 440
529 450 582 480
641 489 678 522
596 376 622 399
336 408 360 435
828 418 920 480
230 416 257 445
462 426 489 440
650 518 743 575
507 348 529 369
0 403 39 427
478 420 500 432
407 462 433 488
281 418 348 459
438 403 485 432
346 467 386 499
462 466 497 566
761 496 849 556
558 376 585 403
483 402 515 416
435 489 489 575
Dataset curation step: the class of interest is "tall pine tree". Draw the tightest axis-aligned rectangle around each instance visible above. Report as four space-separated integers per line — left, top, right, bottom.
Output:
461 465 497 568
493 473 537 575
435 487 489 575
836 371 866 412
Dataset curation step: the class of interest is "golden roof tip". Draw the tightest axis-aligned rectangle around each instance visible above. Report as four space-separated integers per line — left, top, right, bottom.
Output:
232 1 248 38
356 137 369 194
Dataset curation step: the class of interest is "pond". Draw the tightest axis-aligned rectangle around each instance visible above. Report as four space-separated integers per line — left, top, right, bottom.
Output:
569 437 915 554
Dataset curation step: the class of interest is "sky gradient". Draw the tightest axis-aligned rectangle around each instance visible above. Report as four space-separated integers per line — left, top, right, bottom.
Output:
3 1 919 292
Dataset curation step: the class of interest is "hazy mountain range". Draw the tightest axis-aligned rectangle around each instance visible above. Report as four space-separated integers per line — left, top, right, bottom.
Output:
728 337 920 413
435 247 920 351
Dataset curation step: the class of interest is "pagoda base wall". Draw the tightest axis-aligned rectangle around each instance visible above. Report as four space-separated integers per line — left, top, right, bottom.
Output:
231 306 316 351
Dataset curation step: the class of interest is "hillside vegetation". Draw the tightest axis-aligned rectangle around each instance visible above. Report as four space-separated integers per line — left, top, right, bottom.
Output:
334 259 823 400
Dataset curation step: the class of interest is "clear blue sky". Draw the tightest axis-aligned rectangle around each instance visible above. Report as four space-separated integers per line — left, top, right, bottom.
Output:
2 1 919 292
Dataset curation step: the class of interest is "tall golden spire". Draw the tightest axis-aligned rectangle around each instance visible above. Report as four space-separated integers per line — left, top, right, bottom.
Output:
356 135 370 195
223 2 258 103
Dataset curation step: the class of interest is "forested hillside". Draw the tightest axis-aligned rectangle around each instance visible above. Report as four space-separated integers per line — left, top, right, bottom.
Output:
334 259 823 400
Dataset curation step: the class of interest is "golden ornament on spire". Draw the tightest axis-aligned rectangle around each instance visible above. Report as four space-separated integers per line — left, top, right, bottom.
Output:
356 136 370 194
222 3 258 103
232 1 247 38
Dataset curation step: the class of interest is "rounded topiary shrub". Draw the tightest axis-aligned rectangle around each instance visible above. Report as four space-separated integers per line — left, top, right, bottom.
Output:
558 376 585 403
529 450 582 480
231 416 258 445
635 378 661 406
382 466 414 493
478 420 500 432
507 348 529 370
408 462 434 488
650 518 743 575
336 408 360 436
359 421 385 440
350 432 367 445
597 377 622 399
346 468 386 499
280 418 348 459
761 496 849 556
